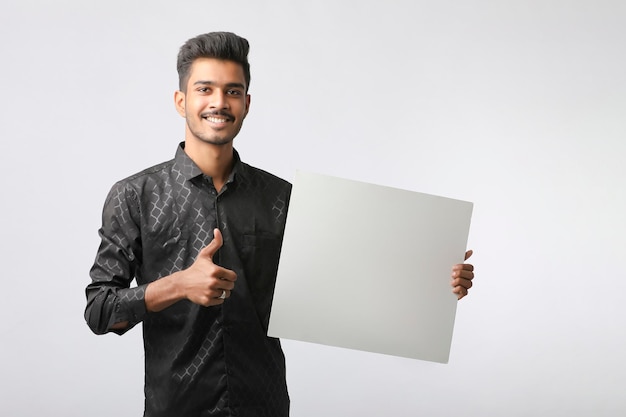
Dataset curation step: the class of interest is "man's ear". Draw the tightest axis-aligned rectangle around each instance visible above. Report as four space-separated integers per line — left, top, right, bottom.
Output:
243 94 251 118
174 90 186 117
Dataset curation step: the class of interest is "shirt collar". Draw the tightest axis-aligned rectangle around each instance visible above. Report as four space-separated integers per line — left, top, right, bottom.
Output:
173 142 249 183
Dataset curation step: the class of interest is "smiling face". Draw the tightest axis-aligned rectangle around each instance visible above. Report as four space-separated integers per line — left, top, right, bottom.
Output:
175 57 250 146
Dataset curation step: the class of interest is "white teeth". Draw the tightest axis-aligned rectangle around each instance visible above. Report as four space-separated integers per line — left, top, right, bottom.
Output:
205 116 229 123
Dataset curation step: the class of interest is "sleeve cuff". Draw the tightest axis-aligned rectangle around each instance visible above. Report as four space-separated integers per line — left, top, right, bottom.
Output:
108 285 148 334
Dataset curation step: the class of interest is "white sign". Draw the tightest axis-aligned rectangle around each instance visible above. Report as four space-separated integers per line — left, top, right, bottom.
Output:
268 171 473 363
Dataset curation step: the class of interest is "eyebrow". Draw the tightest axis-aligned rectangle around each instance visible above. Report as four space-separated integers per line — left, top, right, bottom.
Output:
193 80 246 90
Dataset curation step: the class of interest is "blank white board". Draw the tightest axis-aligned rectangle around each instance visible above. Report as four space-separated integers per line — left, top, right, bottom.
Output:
268 171 473 363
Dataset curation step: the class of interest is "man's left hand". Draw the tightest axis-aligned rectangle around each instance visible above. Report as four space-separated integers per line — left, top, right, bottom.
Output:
452 250 474 300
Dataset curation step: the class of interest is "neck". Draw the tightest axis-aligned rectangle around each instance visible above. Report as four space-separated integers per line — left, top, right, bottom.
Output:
184 137 234 192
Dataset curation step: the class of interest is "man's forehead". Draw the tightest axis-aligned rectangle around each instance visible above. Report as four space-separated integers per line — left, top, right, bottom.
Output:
188 58 246 82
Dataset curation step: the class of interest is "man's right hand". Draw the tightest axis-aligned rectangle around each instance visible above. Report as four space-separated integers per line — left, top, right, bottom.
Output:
180 228 238 306
144 228 237 313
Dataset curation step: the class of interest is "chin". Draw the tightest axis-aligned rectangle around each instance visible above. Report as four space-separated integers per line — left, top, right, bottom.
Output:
191 134 234 146
206 137 233 146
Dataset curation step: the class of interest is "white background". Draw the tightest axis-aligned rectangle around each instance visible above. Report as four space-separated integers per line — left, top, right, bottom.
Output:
1 1 624 416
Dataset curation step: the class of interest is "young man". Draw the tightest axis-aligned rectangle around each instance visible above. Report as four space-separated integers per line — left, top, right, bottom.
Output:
85 32 475 417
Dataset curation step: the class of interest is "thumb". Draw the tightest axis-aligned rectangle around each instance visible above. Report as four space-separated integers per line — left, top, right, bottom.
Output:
199 228 223 260
464 249 473 261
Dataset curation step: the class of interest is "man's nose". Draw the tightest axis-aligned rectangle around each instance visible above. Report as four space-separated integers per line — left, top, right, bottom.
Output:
210 90 228 109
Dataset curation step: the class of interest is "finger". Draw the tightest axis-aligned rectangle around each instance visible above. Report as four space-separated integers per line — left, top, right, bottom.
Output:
452 268 474 280
198 228 224 260
453 286 467 300
217 267 237 283
452 263 474 273
451 277 473 290
464 249 473 261
215 278 236 290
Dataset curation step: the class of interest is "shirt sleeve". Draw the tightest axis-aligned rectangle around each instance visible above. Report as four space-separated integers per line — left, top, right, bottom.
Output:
85 181 147 335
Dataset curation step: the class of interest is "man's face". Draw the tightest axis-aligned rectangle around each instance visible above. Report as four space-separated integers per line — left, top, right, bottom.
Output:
176 57 250 146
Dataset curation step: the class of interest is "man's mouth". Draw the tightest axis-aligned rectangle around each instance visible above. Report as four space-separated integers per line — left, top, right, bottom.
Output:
202 113 233 124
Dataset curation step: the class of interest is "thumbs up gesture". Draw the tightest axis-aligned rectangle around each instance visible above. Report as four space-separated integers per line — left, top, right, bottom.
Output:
181 228 238 306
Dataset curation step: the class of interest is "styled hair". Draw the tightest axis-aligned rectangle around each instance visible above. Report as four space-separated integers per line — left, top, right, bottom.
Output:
177 32 251 92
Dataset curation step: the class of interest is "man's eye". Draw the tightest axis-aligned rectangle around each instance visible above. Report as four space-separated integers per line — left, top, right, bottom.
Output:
198 87 209 93
227 90 242 96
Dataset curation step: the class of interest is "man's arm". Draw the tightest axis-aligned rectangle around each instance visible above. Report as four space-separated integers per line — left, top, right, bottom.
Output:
85 182 145 335
87 225 237 333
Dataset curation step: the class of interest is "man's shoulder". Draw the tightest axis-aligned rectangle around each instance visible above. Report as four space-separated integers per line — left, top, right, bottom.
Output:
127 158 176 181
114 158 176 187
105 158 176 202
240 161 292 191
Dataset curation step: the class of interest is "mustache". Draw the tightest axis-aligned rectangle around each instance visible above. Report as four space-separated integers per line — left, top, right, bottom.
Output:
201 111 234 121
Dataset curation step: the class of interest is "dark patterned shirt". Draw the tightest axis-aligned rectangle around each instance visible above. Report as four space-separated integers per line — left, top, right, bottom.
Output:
85 143 291 417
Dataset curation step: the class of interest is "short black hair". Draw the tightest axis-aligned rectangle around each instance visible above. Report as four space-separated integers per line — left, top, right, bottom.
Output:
177 32 251 92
